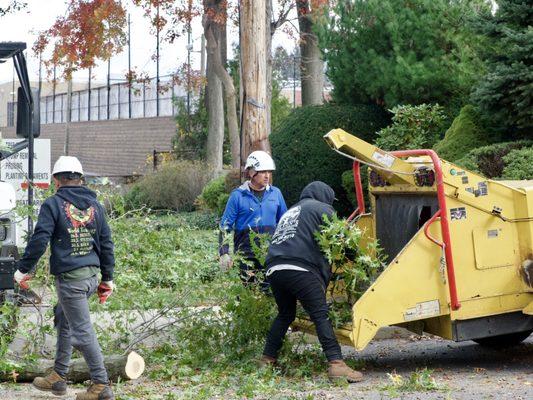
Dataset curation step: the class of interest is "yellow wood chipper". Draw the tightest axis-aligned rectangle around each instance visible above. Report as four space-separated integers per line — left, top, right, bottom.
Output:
297 128 533 350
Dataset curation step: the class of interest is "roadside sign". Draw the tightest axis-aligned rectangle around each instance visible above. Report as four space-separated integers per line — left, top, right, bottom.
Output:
0 138 51 245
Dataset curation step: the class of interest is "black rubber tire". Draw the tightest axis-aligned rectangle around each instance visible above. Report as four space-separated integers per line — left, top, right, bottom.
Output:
473 330 532 347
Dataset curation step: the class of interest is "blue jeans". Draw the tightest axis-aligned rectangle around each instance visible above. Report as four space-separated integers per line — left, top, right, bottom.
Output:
54 275 108 384
263 269 342 361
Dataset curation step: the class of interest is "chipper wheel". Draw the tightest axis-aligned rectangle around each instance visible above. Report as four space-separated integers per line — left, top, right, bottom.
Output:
473 330 532 347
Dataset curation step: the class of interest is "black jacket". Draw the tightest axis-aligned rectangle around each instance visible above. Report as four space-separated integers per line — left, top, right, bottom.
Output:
17 186 115 281
265 181 335 288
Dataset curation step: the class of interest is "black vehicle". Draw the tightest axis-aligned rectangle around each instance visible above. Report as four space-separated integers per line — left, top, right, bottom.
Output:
0 41 40 295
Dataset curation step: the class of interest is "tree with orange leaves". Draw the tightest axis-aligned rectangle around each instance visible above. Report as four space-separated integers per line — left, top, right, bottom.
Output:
34 0 126 155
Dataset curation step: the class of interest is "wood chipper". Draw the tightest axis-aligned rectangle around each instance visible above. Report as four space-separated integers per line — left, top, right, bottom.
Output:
297 128 533 350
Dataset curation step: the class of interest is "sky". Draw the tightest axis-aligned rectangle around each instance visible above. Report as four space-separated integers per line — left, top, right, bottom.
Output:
0 0 297 86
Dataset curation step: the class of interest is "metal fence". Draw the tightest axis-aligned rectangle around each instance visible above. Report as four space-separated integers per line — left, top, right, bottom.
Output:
6 75 189 127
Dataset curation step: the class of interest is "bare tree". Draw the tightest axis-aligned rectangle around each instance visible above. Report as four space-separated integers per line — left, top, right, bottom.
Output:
203 3 240 169
296 0 325 105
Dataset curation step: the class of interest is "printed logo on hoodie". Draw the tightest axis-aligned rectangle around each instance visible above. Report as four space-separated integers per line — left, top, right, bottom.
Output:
64 202 96 257
271 206 301 245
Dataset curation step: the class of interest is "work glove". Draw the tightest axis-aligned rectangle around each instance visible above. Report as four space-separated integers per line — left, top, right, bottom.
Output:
14 270 31 290
97 281 114 304
219 254 233 272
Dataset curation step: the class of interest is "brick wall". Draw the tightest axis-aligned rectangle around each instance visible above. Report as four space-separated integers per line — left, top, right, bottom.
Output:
1 117 176 176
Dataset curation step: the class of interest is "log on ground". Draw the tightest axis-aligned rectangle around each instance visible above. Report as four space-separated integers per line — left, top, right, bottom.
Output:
1 351 145 383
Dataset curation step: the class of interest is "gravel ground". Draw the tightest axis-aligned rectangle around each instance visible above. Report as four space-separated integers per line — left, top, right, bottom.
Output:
1 333 531 400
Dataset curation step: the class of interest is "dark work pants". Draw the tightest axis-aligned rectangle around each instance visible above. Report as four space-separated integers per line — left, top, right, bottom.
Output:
262 269 342 361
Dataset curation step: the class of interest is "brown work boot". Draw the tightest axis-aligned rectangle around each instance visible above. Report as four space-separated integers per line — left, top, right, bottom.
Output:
328 360 363 383
32 370 67 396
257 355 277 368
76 382 115 400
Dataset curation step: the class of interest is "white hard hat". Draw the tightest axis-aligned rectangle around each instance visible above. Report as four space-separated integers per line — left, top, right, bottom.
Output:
52 156 84 176
245 151 276 171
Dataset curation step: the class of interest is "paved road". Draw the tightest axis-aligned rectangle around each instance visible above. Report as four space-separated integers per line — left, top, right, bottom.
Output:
2 332 531 399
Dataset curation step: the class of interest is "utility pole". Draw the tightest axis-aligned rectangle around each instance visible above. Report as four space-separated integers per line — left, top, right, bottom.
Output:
156 2 160 117
88 66 92 120
240 0 269 158
128 13 132 118
52 65 56 123
186 0 192 133
11 67 15 125
107 58 111 119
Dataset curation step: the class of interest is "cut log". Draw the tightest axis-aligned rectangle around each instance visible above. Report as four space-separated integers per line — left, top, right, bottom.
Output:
0 351 145 383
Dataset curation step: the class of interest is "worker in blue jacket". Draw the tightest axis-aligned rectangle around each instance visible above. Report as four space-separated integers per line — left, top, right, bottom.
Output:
219 151 287 289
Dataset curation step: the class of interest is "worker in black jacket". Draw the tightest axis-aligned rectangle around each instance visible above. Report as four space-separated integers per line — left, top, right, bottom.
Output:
14 156 115 400
259 181 363 383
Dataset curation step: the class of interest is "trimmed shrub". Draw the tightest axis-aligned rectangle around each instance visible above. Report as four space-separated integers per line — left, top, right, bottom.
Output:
124 160 211 211
433 105 490 162
198 175 226 214
455 140 533 178
375 104 448 151
197 169 241 216
270 104 389 213
502 148 533 180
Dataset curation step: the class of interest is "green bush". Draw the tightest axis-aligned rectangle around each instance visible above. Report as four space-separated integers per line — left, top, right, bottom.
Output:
270 104 389 213
433 105 491 162
375 104 448 151
197 169 241 215
199 175 226 214
502 148 533 180
124 161 211 211
455 140 533 178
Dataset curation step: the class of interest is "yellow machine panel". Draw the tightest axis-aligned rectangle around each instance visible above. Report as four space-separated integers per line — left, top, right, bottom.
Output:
309 128 533 350
472 225 516 270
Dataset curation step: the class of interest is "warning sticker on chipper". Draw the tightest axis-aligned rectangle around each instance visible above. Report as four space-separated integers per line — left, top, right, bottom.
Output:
404 300 441 321
371 150 395 168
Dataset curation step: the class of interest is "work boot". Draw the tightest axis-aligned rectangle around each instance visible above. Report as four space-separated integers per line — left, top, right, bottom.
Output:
328 360 363 383
32 370 67 396
76 382 115 400
257 355 277 368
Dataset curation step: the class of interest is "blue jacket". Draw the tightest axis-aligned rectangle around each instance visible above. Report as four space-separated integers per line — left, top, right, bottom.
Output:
219 181 287 258
17 186 115 281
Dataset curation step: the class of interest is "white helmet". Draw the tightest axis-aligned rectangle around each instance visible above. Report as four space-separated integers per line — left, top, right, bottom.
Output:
245 151 276 171
52 156 84 176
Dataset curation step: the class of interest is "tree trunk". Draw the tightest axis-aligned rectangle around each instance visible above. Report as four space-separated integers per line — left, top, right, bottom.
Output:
296 0 324 106
240 0 269 160
265 0 273 137
64 78 73 155
200 35 206 98
203 0 225 173
1 352 145 383
205 23 240 169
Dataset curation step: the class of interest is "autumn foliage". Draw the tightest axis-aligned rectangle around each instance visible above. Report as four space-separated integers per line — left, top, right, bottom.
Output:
33 0 127 78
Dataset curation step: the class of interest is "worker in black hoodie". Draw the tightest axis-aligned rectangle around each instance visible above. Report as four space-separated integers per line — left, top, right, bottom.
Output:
13 156 115 400
259 181 363 383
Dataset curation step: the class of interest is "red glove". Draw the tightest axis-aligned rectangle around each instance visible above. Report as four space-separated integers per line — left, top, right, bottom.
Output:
14 270 31 290
97 281 114 304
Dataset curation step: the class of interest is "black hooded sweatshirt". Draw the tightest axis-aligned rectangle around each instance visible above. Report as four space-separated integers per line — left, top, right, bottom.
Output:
265 181 335 288
17 185 115 281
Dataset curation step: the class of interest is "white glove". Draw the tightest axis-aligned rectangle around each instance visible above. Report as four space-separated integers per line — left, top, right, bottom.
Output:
219 254 233 272
14 270 31 290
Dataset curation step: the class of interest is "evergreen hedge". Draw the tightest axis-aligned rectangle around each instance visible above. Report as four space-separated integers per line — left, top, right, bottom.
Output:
270 104 389 213
455 140 533 178
433 105 491 162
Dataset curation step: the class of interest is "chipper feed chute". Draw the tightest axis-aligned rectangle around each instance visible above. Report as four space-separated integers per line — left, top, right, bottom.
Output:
308 129 533 350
